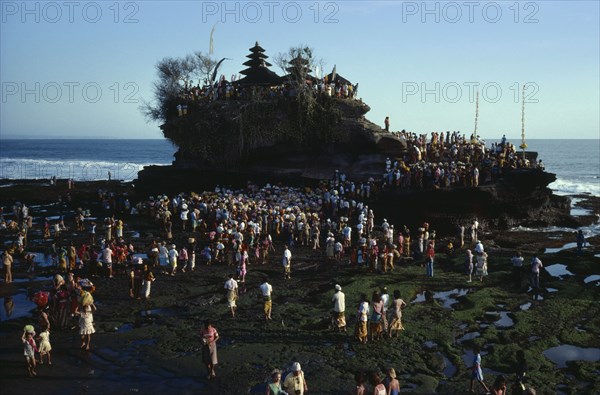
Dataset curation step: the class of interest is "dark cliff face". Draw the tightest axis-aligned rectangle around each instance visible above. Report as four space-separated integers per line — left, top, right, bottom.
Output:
160 96 406 180
372 169 571 232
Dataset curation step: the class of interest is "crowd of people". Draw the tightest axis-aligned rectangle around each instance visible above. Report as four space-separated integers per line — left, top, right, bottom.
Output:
176 74 359 108
381 132 546 190
0 164 577 392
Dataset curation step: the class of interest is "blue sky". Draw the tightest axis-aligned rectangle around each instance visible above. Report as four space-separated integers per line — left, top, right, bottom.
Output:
1 0 599 139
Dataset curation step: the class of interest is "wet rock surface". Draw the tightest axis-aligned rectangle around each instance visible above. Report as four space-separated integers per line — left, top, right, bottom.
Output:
0 180 599 394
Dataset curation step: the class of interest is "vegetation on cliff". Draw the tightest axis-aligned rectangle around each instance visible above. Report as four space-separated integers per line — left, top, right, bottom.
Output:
162 95 350 167
142 46 370 168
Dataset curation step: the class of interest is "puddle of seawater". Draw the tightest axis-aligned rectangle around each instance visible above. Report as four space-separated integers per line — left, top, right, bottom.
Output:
545 264 574 279
412 289 468 309
343 341 356 357
0 293 37 322
442 354 457 378
526 289 545 301
545 242 578 254
458 332 481 343
543 345 600 368
584 275 600 285
29 252 54 267
132 339 155 347
494 312 514 328
10 275 53 284
97 347 120 359
520 302 532 311
423 340 437 349
117 323 134 333
571 206 592 216
140 308 178 317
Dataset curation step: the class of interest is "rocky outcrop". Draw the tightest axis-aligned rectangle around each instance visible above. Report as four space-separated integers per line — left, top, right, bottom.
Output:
137 96 570 230
145 96 405 183
372 169 571 232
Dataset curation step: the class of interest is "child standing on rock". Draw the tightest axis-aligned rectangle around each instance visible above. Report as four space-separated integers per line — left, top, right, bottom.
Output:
76 302 96 351
37 328 52 365
22 329 37 377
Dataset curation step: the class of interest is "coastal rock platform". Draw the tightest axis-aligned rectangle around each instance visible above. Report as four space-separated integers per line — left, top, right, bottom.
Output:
1 180 599 394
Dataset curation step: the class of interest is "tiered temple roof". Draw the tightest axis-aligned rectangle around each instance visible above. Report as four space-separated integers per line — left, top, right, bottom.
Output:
237 42 281 86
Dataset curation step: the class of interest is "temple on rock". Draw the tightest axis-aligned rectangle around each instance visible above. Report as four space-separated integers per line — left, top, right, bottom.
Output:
236 42 281 87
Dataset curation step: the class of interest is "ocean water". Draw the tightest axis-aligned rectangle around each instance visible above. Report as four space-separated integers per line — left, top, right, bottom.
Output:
526 139 600 197
0 139 176 182
0 139 598 195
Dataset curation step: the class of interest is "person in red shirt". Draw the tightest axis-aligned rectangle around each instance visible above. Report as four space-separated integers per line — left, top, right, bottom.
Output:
425 242 435 277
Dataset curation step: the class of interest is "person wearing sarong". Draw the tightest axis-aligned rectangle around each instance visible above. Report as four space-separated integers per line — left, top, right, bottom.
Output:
370 292 384 341
332 284 346 332
325 234 335 259
224 274 238 318
476 252 488 282
388 290 407 337
356 294 369 344
260 279 273 320
201 320 219 379
68 243 77 271
403 226 411 258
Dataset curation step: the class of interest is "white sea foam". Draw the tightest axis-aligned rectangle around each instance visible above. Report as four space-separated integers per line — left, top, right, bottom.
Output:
550 177 600 197
0 158 169 181
510 223 600 238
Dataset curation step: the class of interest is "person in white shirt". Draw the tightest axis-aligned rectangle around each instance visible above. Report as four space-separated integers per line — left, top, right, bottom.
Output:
332 284 346 332
259 279 273 320
530 255 543 291
224 274 238 318
342 225 352 248
381 219 389 232
282 246 292 280
180 203 189 230
380 287 390 334
474 240 484 255
471 219 479 242
357 294 369 344
102 246 113 278
158 242 168 269
168 244 178 276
